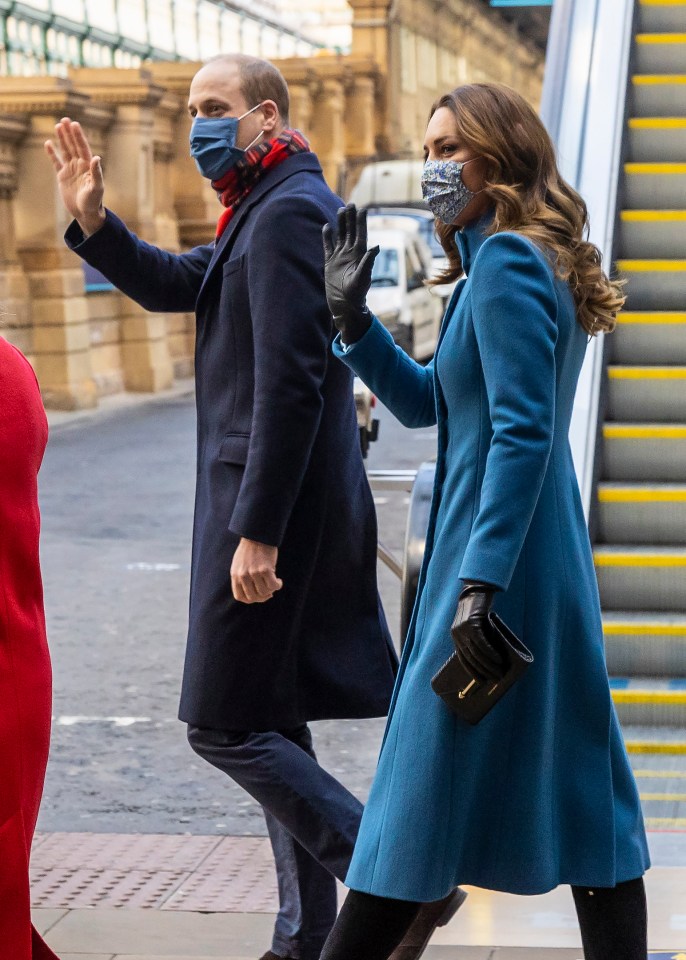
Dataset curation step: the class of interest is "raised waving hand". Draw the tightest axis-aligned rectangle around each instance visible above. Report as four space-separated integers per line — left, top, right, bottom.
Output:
44 118 106 237
322 204 379 345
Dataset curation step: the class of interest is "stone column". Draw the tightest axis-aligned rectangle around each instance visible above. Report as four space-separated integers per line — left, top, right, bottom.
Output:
0 114 32 359
70 68 174 394
307 61 347 193
154 89 195 379
0 78 98 409
343 58 382 196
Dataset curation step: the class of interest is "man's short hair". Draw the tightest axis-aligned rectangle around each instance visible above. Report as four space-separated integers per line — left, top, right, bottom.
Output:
209 54 290 125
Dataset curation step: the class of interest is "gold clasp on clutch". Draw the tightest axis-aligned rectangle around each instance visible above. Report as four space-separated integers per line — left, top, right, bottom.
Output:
458 679 477 700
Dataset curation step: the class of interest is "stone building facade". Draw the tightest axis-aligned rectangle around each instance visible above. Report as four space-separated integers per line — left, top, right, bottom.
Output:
0 0 544 409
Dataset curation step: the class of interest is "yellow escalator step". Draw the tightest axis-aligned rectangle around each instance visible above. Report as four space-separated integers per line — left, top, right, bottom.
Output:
645 817 686 827
618 311 686 322
621 209 686 220
604 621 686 634
640 791 686 800
608 365 686 377
636 33 686 42
626 162 686 173
594 551 686 566
634 768 686 777
640 0 686 5
633 73 686 83
626 741 686 755
630 116 686 128
612 690 686 704
617 258 686 270
603 425 686 438
599 487 686 501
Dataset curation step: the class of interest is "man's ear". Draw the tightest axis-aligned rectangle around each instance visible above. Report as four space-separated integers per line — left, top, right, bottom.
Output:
261 100 280 133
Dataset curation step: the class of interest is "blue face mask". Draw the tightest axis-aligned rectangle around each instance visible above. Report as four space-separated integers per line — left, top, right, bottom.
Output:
189 103 264 182
421 157 480 224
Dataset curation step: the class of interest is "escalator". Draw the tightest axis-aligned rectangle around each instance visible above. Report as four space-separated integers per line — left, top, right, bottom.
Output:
590 2 686 765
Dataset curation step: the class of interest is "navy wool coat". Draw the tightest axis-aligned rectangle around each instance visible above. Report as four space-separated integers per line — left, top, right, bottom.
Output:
65 153 397 731
333 215 649 898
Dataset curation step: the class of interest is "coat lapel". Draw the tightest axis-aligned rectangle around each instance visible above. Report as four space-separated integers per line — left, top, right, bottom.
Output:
196 153 326 303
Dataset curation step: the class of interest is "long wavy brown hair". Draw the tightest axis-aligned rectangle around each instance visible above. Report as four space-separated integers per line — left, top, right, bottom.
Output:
428 83 624 335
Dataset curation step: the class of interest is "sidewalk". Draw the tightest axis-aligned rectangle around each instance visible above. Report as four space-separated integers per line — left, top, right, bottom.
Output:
46 380 196 435
32 832 686 959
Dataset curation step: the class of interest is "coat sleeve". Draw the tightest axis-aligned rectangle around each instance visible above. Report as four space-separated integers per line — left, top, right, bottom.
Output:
228 196 337 547
331 318 437 429
64 209 212 313
458 232 559 591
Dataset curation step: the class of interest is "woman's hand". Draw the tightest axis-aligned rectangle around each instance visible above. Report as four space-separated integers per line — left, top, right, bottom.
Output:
45 118 106 238
450 583 507 683
322 204 379 345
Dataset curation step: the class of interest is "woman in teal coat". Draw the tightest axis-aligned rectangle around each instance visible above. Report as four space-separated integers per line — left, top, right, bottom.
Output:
319 84 649 960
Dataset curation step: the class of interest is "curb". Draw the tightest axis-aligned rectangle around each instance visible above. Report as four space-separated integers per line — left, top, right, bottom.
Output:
47 380 195 434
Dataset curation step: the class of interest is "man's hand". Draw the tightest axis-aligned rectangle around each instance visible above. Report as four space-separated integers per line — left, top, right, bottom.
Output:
44 117 106 238
231 538 283 604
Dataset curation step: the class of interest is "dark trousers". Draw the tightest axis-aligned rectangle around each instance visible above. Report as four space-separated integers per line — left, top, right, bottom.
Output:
188 723 364 960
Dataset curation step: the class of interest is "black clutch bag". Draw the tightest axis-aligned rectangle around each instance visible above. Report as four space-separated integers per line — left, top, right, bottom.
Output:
431 612 533 725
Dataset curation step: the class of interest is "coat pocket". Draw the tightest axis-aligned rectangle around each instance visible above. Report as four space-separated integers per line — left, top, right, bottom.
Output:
222 255 245 278
218 433 250 465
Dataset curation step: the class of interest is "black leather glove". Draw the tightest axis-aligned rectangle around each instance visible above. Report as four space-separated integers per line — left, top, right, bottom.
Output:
322 204 379 345
450 582 507 684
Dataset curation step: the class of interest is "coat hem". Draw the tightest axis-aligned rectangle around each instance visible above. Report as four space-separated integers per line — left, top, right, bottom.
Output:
345 855 651 901
177 702 392 732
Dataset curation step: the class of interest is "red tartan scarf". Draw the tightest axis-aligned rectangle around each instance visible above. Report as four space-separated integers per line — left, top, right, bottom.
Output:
212 128 311 240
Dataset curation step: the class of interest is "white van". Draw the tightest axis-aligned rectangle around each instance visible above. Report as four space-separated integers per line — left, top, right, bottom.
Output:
367 211 458 305
350 160 425 207
366 227 443 361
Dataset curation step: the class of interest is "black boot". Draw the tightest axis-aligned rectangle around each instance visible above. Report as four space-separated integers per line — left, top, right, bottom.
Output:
571 877 648 960
319 889 421 960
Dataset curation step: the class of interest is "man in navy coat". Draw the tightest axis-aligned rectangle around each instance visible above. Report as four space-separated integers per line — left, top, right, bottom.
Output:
46 54 399 960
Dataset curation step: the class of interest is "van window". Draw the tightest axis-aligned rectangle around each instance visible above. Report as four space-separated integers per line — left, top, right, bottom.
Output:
406 246 425 292
371 248 400 288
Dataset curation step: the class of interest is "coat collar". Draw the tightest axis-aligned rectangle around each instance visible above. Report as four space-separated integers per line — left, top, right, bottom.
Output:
197 152 326 300
454 209 495 275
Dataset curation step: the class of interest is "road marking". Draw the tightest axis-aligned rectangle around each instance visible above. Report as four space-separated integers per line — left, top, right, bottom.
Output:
55 716 152 727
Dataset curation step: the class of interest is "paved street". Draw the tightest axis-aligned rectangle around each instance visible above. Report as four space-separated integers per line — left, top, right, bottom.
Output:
38 391 436 835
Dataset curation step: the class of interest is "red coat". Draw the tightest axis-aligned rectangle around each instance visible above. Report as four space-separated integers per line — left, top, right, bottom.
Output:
0 338 59 959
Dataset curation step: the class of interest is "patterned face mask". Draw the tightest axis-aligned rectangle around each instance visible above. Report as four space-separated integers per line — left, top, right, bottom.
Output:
421 157 480 224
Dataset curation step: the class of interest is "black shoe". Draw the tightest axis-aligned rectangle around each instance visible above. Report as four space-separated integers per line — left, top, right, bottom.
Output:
388 887 468 960
258 952 297 960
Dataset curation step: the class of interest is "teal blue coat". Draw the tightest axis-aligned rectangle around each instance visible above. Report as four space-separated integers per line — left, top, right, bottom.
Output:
333 215 650 898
